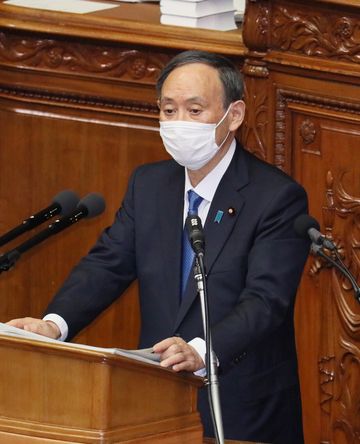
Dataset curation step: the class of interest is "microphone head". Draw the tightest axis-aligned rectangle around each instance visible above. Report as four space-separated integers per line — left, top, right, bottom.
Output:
186 215 203 233
52 190 80 216
77 193 106 218
185 215 205 255
294 214 320 239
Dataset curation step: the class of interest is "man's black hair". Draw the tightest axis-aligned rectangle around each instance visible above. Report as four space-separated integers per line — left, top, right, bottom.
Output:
156 50 244 108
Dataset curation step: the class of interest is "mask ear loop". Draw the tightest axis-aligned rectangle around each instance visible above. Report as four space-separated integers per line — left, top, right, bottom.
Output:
215 104 232 148
216 104 232 128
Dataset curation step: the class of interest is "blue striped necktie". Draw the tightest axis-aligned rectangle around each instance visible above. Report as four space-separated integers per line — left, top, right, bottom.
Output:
181 190 203 297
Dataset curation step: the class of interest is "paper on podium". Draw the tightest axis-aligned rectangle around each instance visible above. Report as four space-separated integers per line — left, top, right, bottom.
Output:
0 322 160 366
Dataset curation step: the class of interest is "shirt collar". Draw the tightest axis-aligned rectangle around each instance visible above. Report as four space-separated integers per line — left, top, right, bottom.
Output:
184 139 236 203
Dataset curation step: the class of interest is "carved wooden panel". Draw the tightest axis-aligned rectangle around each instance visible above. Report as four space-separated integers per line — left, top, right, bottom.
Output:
275 89 360 174
241 74 269 161
271 2 360 64
241 0 271 160
243 2 360 442
292 108 360 444
0 31 170 83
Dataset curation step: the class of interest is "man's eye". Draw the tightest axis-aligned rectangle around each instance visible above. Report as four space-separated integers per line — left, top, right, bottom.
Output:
163 108 175 115
190 109 202 115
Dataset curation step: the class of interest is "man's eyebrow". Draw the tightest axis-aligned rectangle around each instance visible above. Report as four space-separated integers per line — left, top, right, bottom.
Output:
186 96 208 105
159 96 208 105
159 97 174 104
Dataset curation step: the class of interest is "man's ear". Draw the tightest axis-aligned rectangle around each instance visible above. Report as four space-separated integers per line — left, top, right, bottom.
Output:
229 100 246 132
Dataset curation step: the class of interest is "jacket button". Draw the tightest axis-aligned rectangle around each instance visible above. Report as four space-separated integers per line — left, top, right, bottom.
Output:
233 352 247 364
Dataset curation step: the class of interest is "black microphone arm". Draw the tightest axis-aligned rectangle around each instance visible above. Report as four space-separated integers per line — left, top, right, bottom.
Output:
0 193 106 273
294 214 360 303
311 243 360 303
0 190 80 248
185 215 224 444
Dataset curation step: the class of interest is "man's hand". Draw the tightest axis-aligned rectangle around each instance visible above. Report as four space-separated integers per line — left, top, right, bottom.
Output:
6 317 61 339
153 336 205 372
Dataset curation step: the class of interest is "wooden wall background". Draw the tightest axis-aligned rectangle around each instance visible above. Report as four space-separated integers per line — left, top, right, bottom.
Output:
0 1 359 443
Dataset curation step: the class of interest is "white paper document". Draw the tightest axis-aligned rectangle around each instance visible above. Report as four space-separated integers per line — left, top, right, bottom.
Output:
111 1 159 3
0 322 160 366
4 0 118 14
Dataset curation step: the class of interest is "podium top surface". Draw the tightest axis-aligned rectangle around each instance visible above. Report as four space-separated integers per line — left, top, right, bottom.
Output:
0 332 203 387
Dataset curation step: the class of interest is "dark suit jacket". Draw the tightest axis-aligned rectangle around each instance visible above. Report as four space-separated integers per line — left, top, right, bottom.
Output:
46 143 310 443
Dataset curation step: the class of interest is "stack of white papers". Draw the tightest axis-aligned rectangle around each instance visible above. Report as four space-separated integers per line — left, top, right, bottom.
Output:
160 0 237 31
0 322 160 366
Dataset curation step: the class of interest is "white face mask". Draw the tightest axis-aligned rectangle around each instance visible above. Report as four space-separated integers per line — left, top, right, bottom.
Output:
159 105 231 170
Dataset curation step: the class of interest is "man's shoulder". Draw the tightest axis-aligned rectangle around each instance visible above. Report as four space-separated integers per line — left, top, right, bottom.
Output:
237 144 303 189
128 158 183 191
134 158 181 176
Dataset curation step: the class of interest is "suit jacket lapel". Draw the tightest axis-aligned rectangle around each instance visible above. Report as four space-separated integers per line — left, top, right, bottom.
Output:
158 164 185 320
173 145 250 332
203 179 244 274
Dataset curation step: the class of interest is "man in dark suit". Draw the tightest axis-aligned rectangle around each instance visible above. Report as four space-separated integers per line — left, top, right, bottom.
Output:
9 51 309 443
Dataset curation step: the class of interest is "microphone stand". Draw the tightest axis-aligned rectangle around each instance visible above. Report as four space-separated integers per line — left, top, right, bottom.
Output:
193 253 224 444
311 243 360 302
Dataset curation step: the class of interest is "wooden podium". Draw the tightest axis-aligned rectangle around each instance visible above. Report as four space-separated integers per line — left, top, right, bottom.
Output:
0 335 203 443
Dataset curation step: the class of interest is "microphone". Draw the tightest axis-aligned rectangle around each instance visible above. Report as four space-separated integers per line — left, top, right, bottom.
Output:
185 215 205 256
294 214 360 303
0 193 106 273
0 190 80 248
56 192 106 228
294 214 336 250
